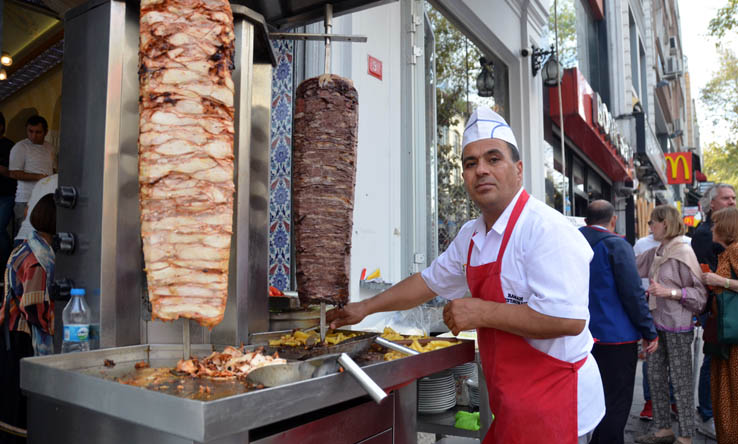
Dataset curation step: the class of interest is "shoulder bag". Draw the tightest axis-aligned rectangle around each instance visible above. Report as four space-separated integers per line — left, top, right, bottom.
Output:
717 265 738 344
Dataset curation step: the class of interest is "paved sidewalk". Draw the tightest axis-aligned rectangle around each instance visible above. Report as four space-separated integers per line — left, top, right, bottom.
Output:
625 358 717 444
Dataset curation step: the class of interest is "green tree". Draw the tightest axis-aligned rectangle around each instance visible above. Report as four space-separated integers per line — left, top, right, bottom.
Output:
701 46 738 186
701 47 738 135
708 0 738 39
703 141 738 189
546 0 577 68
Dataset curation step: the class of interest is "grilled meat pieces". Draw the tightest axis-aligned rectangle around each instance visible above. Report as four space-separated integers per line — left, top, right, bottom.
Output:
175 346 286 379
139 0 235 328
293 75 359 307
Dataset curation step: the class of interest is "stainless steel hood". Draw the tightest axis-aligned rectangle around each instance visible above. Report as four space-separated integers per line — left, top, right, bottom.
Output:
54 0 276 350
238 0 397 30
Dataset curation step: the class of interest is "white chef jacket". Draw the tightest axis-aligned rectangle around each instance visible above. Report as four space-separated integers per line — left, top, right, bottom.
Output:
9 138 55 203
421 188 605 436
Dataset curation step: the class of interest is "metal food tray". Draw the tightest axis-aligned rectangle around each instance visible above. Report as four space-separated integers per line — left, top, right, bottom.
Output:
21 339 474 443
250 329 378 359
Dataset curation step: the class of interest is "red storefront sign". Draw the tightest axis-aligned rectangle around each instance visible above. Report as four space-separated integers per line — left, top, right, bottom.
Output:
548 68 633 182
664 152 692 184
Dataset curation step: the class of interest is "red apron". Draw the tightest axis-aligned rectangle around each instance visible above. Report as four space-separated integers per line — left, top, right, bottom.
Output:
466 190 586 444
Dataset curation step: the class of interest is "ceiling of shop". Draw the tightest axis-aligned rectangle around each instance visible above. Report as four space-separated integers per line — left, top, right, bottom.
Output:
2 1 60 63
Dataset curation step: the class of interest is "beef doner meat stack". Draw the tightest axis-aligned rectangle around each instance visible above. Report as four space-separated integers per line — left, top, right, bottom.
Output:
139 0 235 328
293 75 359 306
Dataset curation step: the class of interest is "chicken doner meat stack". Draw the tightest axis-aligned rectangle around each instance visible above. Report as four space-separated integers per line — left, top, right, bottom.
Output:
293 75 358 307
139 0 235 328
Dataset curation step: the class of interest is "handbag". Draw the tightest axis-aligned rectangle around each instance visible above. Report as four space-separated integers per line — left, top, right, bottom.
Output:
717 266 738 344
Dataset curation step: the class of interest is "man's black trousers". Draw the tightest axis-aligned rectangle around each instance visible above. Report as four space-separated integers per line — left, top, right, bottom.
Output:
590 342 638 444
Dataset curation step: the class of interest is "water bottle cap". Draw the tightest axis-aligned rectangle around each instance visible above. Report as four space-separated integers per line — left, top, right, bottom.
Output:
70 288 85 296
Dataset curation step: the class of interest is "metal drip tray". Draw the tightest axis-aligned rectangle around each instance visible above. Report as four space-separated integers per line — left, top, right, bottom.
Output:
21 340 474 443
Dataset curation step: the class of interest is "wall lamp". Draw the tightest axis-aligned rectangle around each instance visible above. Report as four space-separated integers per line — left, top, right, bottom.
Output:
522 45 561 87
669 129 683 139
476 56 495 97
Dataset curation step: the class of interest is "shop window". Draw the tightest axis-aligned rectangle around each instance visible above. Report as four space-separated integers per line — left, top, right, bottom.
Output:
426 2 510 252
544 140 569 213
546 0 610 104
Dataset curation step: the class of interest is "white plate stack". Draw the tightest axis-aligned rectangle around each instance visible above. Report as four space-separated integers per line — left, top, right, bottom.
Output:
466 376 481 408
417 371 456 414
450 362 477 406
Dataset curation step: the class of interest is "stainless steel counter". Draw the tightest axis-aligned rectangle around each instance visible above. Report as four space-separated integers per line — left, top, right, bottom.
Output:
21 340 474 443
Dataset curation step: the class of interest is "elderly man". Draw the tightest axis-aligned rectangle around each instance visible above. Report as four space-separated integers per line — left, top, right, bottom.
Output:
691 183 735 439
328 106 604 444
8 115 54 235
580 200 658 444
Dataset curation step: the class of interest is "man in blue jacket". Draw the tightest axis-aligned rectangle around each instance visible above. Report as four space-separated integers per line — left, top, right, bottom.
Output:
580 200 658 444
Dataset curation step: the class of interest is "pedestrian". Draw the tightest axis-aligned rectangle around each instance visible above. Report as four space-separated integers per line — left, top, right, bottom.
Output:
580 200 658 444
0 193 56 444
700 206 738 443
0 113 16 272
14 174 57 248
690 183 735 439
328 106 605 444
634 230 687 421
8 115 54 236
635 205 707 444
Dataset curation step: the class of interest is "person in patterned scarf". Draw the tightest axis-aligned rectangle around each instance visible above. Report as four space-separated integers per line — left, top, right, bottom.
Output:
701 206 738 443
0 193 56 443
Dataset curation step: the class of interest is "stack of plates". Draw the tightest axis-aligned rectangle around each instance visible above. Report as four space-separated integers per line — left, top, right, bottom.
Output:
466 377 481 408
450 362 477 405
418 371 456 414
450 362 477 379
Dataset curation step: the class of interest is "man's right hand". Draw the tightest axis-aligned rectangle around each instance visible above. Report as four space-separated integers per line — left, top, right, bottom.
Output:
327 302 367 330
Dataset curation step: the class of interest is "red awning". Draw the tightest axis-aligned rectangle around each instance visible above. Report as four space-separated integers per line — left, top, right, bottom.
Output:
548 68 632 182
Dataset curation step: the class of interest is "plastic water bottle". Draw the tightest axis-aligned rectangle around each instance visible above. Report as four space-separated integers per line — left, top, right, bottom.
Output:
62 288 91 353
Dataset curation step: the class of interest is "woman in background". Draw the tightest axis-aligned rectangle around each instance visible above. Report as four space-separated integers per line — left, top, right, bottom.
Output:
635 205 707 444
0 193 56 444
701 206 738 443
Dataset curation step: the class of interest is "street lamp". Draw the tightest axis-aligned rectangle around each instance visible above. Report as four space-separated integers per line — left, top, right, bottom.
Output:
541 52 561 87
0 69 7 81
476 56 495 97
526 45 561 87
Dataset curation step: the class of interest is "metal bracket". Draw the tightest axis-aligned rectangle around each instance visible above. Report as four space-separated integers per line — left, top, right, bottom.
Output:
270 33 367 42
409 45 422 65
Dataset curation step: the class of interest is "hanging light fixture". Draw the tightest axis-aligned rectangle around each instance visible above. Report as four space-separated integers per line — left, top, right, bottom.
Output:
0 52 12 67
525 44 561 87
0 69 7 81
540 52 562 87
475 56 495 98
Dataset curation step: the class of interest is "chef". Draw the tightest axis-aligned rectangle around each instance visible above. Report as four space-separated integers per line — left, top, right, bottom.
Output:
327 106 605 443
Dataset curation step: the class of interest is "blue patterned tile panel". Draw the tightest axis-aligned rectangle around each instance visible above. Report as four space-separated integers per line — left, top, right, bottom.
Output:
268 40 294 291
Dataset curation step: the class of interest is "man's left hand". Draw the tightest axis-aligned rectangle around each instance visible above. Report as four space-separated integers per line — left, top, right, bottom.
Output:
443 298 497 335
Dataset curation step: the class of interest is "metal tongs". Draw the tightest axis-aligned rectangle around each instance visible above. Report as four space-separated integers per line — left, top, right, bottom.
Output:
247 352 387 404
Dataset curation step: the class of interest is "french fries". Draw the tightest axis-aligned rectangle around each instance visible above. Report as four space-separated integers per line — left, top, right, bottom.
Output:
268 329 359 347
382 336 456 361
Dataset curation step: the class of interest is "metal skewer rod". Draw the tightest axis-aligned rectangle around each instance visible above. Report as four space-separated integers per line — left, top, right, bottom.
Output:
324 3 332 75
320 302 327 343
183 318 191 360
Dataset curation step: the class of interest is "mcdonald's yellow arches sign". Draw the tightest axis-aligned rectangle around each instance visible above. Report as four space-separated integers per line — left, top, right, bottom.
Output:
664 152 693 184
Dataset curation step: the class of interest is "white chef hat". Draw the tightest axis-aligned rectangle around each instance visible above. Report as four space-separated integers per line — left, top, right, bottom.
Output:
462 106 518 153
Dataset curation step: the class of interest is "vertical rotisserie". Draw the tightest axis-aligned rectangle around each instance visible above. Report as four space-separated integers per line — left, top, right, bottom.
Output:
139 0 235 328
293 75 359 307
